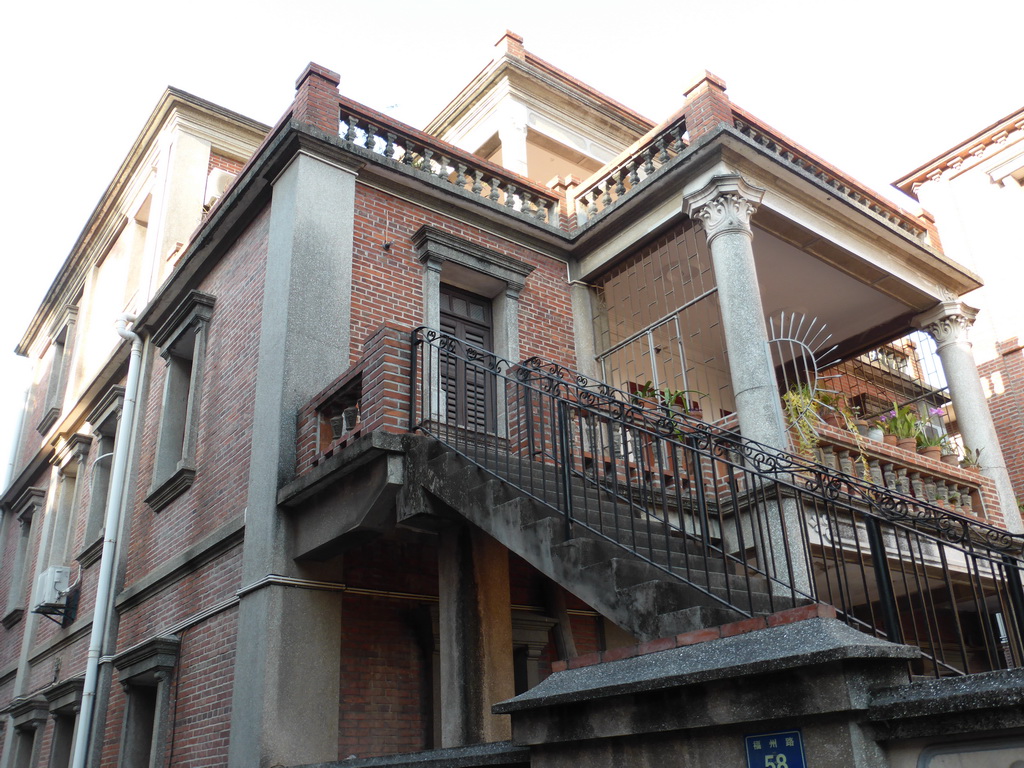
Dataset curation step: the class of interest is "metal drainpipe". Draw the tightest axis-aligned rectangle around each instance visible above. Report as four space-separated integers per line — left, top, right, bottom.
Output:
70 314 143 768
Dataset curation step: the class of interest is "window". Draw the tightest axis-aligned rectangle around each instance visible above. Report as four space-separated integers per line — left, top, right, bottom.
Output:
78 387 124 567
42 678 84 768
8 697 47 768
2 488 45 629
122 685 159 767
37 307 78 435
145 291 215 511
413 225 533 364
48 434 90 571
112 637 179 768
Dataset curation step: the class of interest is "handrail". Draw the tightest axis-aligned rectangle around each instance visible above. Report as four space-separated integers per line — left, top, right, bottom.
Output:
730 108 926 239
516 354 1024 555
409 328 1024 676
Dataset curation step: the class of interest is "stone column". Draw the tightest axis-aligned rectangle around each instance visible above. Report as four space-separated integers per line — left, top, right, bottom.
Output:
438 526 514 747
685 174 811 595
916 300 1023 532
684 174 788 452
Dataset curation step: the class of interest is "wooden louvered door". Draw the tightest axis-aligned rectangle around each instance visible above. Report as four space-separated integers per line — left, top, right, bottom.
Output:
439 286 495 433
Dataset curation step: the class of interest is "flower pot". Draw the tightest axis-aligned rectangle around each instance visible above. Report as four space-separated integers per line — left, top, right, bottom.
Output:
918 445 941 461
897 437 917 452
883 434 899 446
867 427 884 442
940 453 959 466
822 411 845 428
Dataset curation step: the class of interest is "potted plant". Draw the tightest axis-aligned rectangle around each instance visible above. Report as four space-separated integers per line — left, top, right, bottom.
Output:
939 436 959 466
916 430 944 461
961 446 983 471
630 381 706 420
816 391 858 431
876 402 921 450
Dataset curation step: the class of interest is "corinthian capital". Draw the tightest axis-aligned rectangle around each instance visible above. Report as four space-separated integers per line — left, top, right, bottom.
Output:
914 299 979 349
684 173 765 242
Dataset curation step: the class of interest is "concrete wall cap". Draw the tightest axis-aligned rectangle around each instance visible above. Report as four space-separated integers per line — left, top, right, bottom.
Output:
493 618 918 714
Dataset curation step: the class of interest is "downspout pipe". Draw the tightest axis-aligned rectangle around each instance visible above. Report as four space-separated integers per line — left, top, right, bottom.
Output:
70 314 143 768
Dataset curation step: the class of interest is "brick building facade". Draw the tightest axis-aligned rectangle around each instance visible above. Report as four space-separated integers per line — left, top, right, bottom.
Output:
1 32 1022 768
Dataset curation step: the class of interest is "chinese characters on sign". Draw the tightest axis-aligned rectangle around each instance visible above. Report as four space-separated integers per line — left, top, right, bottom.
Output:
745 729 807 768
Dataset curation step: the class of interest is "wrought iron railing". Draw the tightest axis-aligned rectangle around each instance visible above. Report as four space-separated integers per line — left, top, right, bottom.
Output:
409 328 1024 676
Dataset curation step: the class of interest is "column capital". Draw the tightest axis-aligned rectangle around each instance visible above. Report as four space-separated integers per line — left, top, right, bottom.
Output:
914 300 979 349
684 174 765 242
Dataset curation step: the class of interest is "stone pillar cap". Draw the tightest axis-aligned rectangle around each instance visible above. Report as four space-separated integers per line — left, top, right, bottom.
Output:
913 299 979 330
684 173 765 218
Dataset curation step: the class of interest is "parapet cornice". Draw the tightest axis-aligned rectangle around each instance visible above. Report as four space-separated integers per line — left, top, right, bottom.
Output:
895 106 1024 197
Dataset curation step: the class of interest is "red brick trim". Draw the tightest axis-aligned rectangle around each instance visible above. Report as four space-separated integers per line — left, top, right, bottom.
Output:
552 604 838 672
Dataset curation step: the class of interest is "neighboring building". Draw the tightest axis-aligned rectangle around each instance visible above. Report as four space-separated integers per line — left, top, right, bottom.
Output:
0 31 1022 768
896 108 1024 504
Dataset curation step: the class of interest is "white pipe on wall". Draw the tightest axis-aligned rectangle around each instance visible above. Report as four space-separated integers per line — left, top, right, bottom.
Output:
70 314 143 768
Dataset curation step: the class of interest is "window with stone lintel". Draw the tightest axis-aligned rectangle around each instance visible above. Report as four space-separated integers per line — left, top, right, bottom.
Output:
145 291 215 511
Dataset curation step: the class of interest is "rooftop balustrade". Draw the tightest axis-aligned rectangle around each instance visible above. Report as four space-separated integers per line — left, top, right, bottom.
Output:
570 111 688 225
334 95 562 226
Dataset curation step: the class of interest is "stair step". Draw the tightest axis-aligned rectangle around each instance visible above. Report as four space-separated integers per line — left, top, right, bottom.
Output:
655 605 741 637
582 557 663 591
416 443 791 643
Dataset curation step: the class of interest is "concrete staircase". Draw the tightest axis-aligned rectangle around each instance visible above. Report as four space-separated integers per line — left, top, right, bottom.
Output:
404 438 799 642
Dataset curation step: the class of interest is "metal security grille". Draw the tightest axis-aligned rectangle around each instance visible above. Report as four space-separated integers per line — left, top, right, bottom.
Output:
822 331 957 440
592 221 735 420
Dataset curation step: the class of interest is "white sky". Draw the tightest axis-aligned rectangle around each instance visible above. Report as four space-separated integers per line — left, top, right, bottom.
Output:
1 0 1021 482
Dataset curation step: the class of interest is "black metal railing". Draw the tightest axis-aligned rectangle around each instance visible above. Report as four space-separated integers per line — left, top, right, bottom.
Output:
409 328 1024 676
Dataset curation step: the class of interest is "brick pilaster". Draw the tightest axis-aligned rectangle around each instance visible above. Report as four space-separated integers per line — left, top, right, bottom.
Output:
495 30 526 59
293 62 342 135
683 70 733 143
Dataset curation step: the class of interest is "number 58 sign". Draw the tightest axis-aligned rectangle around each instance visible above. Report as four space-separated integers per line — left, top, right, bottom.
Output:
745 730 807 768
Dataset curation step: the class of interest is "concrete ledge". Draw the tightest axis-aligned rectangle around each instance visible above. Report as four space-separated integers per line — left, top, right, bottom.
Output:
495 618 917 714
291 741 530 768
115 515 244 611
278 430 406 508
870 668 1024 740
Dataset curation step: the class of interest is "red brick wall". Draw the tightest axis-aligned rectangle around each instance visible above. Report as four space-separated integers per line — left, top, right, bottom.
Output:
340 536 438 757
207 153 245 176
349 185 576 368
126 206 269 588
981 339 1024 504
336 537 602 759
95 604 238 768
163 606 237 768
339 593 433 758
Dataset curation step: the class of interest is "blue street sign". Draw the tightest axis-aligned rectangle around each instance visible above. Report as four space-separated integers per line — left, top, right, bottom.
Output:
745 729 807 768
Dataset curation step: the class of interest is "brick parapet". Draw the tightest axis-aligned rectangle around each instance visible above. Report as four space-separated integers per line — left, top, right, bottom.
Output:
816 421 1002 527
682 70 733 143
295 323 413 476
